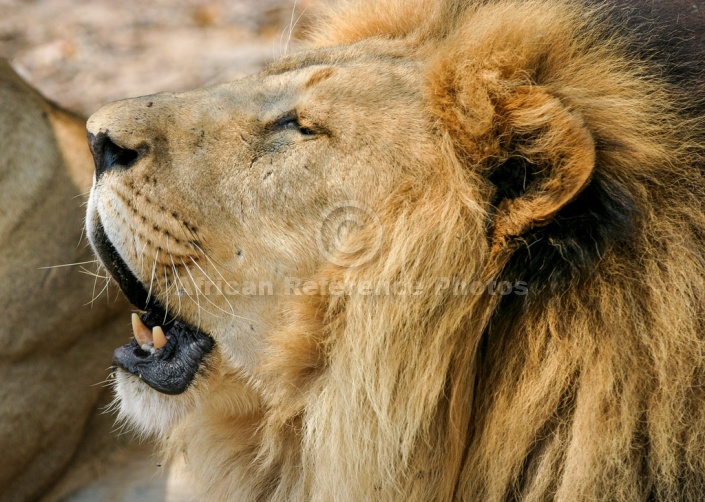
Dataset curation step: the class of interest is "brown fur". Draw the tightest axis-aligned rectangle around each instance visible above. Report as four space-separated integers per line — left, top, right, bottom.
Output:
86 1 705 500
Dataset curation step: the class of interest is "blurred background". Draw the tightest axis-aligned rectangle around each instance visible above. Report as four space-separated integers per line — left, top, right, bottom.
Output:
0 0 315 115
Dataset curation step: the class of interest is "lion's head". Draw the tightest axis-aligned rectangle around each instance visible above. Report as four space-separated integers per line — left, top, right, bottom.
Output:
86 0 705 499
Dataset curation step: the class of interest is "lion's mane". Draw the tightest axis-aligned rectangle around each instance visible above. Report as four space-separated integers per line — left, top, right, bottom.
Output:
158 1 705 499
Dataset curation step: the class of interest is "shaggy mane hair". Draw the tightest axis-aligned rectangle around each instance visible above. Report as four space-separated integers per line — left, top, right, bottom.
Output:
168 1 705 500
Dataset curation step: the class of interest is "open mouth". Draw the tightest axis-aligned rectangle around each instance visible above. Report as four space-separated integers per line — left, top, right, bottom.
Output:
116 306 215 395
91 219 214 395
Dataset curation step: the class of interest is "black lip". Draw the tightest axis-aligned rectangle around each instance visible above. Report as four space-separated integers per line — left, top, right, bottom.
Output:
90 219 214 395
91 218 152 311
113 318 215 395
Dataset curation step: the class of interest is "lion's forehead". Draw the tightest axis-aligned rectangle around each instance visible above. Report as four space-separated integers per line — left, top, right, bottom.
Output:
185 53 422 119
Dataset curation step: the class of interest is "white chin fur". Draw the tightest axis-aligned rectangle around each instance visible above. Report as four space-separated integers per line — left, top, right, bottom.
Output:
112 370 197 438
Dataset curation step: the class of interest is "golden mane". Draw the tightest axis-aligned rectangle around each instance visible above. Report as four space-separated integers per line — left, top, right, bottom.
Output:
85 0 705 500
254 1 705 499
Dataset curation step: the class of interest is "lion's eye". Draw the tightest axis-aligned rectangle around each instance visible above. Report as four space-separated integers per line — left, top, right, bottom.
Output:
273 113 316 137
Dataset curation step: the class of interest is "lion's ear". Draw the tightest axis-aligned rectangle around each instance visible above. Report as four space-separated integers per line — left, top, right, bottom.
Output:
434 82 596 267
432 76 596 273
489 86 595 252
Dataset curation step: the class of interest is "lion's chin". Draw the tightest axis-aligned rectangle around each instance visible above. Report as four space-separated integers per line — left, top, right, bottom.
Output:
112 370 198 437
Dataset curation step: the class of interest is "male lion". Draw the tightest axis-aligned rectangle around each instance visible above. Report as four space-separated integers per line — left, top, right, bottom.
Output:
85 0 705 499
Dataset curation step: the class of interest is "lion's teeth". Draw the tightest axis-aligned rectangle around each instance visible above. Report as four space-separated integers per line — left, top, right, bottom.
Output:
153 326 167 349
132 313 153 346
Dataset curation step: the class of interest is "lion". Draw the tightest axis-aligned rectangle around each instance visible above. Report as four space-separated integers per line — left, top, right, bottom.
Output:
0 61 197 501
84 0 705 499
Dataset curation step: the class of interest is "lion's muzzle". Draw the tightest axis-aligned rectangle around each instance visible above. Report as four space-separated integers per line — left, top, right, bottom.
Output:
86 99 216 396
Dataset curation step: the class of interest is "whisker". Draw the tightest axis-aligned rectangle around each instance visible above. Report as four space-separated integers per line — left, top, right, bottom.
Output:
90 263 102 308
186 256 249 319
79 266 109 279
91 375 116 388
72 190 92 200
285 0 308 55
189 243 256 322
180 257 204 329
189 250 256 322
138 241 149 282
180 257 225 327
167 237 184 322
162 264 170 325
77 219 87 249
191 241 237 275
86 278 110 307
188 256 236 317
39 260 98 270
146 249 159 306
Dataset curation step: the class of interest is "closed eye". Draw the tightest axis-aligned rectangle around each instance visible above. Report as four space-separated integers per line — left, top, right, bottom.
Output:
271 112 316 137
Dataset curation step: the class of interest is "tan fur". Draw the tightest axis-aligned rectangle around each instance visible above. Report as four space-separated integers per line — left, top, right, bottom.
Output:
86 1 705 500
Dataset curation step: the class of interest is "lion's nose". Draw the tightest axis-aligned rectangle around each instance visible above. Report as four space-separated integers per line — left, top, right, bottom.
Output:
87 132 141 180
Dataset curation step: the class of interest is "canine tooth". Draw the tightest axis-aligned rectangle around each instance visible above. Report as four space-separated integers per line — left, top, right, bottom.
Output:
132 313 153 346
153 326 167 349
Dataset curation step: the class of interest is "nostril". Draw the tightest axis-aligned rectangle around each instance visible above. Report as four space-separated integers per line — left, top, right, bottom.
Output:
88 132 143 179
104 138 139 168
